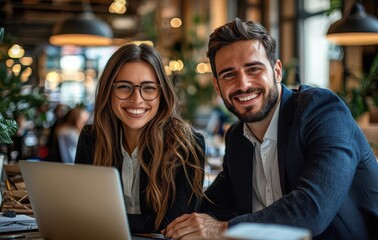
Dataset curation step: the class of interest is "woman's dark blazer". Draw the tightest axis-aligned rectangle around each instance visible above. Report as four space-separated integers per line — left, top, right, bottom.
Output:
75 125 205 233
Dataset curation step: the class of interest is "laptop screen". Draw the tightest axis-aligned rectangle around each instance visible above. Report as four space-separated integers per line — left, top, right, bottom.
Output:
19 160 161 240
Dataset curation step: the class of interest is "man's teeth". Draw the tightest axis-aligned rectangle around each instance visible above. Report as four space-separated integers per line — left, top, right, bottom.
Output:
127 109 145 114
238 93 258 102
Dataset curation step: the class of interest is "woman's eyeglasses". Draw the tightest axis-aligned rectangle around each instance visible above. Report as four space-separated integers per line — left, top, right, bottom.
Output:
113 82 161 101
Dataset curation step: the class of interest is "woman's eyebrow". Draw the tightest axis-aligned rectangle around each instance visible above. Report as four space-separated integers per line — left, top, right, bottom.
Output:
114 80 157 84
114 80 131 83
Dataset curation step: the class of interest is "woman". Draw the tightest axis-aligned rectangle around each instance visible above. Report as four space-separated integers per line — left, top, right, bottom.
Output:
47 106 89 163
55 106 90 163
74 43 205 233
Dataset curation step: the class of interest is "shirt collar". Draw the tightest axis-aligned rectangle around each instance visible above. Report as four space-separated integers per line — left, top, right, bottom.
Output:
265 101 280 142
243 101 281 143
120 134 138 159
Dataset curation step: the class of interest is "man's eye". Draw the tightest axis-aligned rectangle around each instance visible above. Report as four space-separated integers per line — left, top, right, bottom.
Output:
221 72 236 80
246 67 261 74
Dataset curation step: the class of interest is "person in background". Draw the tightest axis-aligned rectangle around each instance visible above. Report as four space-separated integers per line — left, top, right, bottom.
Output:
48 104 69 139
74 43 206 233
164 18 378 239
206 96 234 138
55 106 90 163
45 104 69 159
46 106 89 163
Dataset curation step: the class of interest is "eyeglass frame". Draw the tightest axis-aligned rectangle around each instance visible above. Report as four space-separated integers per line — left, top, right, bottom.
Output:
112 81 162 101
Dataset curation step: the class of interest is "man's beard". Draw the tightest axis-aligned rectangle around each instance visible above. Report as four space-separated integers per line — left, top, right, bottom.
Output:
221 79 279 123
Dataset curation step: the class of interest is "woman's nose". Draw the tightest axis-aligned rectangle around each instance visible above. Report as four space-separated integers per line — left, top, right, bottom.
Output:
128 87 144 103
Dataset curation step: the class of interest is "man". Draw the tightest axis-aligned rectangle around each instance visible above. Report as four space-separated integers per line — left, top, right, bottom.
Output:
164 18 378 239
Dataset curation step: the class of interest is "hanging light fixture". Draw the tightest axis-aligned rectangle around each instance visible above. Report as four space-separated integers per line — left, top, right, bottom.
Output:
326 1 378 46
49 1 113 46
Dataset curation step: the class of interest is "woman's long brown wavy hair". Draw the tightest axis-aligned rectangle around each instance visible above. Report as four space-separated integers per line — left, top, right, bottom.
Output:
91 43 205 230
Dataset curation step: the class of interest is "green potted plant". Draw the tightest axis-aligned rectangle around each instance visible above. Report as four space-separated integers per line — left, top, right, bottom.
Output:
339 54 378 120
0 27 18 144
0 27 47 146
338 54 378 156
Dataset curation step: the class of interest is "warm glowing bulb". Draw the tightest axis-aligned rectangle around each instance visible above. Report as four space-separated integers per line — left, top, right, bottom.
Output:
5 59 14 68
117 5 126 14
20 57 33 66
46 71 61 83
131 40 153 46
12 64 21 76
23 67 32 77
170 18 182 28
169 60 178 71
176 59 184 71
169 60 184 71
109 5 115 13
115 0 126 4
196 62 209 74
21 67 32 82
164 65 172 76
8 44 25 58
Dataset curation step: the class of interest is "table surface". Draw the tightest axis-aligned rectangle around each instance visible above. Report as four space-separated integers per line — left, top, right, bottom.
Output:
0 231 168 239
0 230 42 239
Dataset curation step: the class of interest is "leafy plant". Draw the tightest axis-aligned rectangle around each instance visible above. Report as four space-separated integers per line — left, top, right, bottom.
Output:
0 27 47 144
170 15 214 122
325 0 378 120
339 54 378 119
0 27 18 144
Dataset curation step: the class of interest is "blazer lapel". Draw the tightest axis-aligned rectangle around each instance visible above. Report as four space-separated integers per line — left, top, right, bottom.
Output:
277 85 295 194
232 122 254 213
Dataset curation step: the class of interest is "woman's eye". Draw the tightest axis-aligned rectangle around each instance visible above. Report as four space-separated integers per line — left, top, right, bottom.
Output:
143 85 156 91
118 84 132 90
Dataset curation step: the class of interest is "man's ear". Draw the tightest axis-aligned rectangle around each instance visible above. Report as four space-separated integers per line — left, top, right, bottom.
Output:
212 76 222 96
274 60 283 83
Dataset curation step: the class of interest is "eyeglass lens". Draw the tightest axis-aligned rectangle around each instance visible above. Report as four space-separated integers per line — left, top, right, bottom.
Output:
113 82 160 101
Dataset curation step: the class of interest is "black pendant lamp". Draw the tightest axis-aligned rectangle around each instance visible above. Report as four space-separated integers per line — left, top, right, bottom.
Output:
49 1 113 46
326 1 378 46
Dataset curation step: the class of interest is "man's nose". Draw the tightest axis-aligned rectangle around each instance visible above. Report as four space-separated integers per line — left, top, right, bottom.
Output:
235 72 251 91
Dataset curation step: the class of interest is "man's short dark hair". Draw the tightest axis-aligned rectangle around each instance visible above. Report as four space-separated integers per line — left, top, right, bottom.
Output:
207 18 277 79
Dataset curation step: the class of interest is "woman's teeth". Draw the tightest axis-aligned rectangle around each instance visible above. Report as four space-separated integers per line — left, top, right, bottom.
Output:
127 108 146 114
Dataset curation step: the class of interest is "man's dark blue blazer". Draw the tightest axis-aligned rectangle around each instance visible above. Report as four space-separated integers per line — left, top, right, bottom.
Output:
202 84 378 240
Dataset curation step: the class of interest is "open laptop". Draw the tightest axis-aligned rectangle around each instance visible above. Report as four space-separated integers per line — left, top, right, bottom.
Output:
19 160 164 240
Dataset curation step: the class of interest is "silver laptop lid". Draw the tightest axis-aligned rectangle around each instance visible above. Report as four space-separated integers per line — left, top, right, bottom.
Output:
19 160 132 240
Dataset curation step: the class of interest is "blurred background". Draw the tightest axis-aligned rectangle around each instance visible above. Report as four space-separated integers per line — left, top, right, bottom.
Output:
0 0 377 164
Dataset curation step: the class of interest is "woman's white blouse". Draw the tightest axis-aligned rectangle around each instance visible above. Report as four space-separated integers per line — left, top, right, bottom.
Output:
121 147 141 214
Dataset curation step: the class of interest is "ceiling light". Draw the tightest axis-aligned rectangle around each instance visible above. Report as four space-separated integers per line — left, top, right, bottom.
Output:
8 44 25 58
326 1 378 46
49 3 113 46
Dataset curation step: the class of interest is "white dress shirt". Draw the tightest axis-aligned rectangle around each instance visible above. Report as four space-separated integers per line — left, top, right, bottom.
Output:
57 126 79 164
243 103 283 212
121 146 141 214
